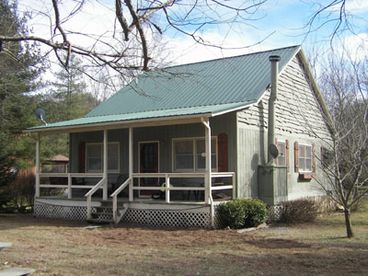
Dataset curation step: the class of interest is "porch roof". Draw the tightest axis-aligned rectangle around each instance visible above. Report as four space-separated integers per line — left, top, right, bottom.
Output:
28 45 301 132
28 102 248 131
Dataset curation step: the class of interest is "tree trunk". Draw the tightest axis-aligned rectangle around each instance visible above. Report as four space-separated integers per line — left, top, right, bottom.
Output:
344 208 354 238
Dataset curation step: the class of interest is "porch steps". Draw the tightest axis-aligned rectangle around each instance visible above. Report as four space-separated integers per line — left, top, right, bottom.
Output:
87 201 126 224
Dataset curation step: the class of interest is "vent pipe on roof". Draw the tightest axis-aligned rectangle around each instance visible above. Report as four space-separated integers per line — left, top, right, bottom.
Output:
268 55 281 164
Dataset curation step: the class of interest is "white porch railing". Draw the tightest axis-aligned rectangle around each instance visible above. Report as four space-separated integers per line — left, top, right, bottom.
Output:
110 177 131 223
108 172 234 224
38 173 103 199
111 172 235 203
37 171 234 224
85 177 106 220
132 172 206 203
211 172 236 192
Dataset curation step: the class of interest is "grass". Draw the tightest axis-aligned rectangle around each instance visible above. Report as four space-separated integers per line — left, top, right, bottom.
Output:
0 201 368 275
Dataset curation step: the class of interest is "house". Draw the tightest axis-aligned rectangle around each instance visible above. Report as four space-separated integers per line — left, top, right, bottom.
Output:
27 45 332 228
42 154 69 173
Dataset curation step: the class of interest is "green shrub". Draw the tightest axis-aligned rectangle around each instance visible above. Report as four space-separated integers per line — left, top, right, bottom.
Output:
279 199 318 223
217 199 268 229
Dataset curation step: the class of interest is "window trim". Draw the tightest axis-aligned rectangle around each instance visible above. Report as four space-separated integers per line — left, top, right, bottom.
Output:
85 142 120 173
297 143 313 173
172 136 218 172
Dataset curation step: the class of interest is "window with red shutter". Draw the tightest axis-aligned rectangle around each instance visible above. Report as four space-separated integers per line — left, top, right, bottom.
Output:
294 142 299 172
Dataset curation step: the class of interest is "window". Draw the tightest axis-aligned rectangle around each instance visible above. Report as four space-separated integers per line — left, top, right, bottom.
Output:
195 139 216 170
86 143 102 172
174 140 194 170
298 144 312 172
86 142 120 173
173 137 217 172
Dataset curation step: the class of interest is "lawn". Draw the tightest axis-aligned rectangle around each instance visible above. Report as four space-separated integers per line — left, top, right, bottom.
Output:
1 202 368 276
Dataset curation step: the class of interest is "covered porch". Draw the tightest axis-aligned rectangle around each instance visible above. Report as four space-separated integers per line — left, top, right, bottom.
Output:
32 114 236 227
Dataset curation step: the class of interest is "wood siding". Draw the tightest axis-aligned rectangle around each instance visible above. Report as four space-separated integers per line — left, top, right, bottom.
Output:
238 56 330 140
236 54 331 199
69 113 237 186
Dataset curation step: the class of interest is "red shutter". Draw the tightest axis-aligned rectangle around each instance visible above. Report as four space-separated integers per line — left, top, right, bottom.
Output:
294 142 299 172
312 143 316 175
217 133 228 172
79 142 86 173
285 139 289 172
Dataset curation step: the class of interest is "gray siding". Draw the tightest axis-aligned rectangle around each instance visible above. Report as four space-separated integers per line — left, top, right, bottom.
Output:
236 54 331 199
70 112 237 184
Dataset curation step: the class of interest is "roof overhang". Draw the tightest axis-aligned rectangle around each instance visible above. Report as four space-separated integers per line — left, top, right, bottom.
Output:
26 113 213 134
26 101 255 135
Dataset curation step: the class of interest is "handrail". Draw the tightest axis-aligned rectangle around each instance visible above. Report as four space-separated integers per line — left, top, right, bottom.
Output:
132 172 206 178
85 177 105 220
85 178 105 197
211 185 233 191
111 178 131 224
211 172 235 178
39 173 68 177
111 178 131 198
40 172 103 178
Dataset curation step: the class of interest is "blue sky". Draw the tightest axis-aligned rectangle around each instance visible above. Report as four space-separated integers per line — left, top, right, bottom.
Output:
18 0 368 71
161 0 368 64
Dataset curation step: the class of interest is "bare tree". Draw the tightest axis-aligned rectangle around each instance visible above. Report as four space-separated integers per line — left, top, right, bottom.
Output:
316 48 368 238
303 0 367 47
0 0 268 80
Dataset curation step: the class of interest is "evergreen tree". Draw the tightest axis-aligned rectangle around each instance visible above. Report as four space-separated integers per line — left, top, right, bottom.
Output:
37 56 98 157
0 0 42 206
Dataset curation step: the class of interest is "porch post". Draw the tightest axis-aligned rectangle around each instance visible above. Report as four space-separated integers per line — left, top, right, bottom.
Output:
128 127 133 202
202 118 211 204
103 129 108 200
35 133 40 198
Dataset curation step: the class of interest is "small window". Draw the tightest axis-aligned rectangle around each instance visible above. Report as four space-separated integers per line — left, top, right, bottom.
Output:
298 144 312 172
86 142 120 173
173 137 217 172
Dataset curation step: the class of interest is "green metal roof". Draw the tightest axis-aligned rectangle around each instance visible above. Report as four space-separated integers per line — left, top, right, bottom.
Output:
29 45 301 131
30 102 247 130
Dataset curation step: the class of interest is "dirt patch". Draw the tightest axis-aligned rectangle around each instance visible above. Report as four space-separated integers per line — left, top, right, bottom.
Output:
246 238 312 249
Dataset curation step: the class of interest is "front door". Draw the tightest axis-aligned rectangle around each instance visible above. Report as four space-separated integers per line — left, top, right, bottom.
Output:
139 142 159 197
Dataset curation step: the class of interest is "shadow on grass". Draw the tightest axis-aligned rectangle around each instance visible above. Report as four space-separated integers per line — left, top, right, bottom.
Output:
245 238 312 249
0 213 89 231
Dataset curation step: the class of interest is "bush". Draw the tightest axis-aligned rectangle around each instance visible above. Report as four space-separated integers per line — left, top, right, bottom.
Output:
279 199 318 223
217 199 268 229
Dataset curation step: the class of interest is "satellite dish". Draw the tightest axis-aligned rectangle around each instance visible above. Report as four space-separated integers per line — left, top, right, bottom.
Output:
269 144 279 159
35 108 48 126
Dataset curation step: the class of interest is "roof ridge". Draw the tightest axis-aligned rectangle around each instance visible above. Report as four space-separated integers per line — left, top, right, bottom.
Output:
163 44 301 69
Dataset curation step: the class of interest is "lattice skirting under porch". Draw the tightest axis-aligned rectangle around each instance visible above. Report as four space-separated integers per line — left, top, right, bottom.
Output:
34 201 88 221
122 207 211 228
34 200 212 228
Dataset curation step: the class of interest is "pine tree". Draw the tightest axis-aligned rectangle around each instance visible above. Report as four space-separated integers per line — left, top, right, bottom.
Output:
0 0 42 206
